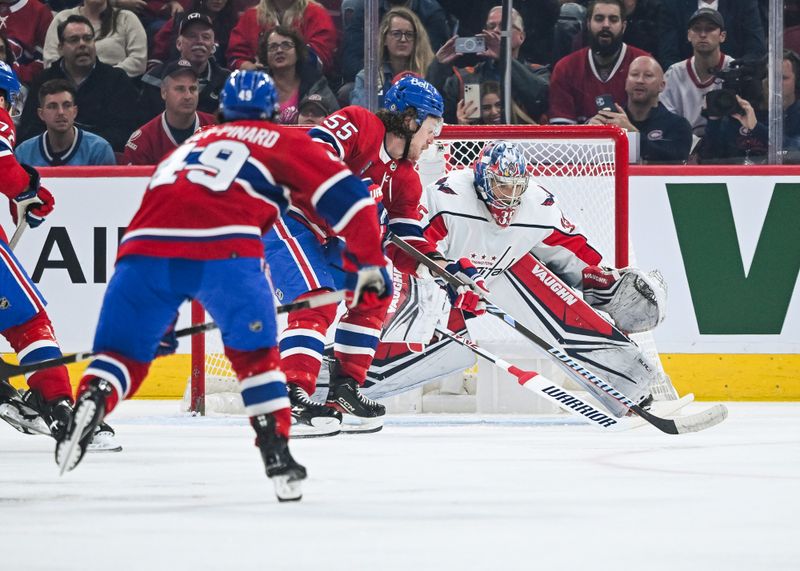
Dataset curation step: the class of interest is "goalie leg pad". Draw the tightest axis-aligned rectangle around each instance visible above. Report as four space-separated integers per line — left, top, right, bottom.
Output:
584 267 667 334
380 270 449 345
279 298 338 395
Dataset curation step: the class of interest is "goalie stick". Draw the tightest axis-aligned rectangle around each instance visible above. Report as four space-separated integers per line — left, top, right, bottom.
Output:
389 234 728 435
0 289 347 381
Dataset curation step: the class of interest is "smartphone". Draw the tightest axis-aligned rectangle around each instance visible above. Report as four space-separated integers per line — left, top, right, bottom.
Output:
454 36 486 54
595 94 615 112
463 83 481 120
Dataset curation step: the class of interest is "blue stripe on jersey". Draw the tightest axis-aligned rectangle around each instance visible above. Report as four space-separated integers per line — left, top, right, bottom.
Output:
279 334 325 354
388 220 425 239
240 379 288 409
334 328 380 350
308 128 343 159
238 159 289 210
88 358 129 395
19 345 62 365
315 175 371 229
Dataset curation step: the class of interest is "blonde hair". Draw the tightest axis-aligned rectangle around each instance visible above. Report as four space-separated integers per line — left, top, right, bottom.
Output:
377 7 434 89
257 0 313 28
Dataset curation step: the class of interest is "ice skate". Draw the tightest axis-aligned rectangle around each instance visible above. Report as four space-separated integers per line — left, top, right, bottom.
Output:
87 422 123 453
251 413 307 502
55 379 112 475
0 381 51 435
326 363 385 434
288 383 342 438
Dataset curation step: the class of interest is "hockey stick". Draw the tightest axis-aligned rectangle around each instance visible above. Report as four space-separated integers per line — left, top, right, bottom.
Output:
8 220 28 251
0 289 347 380
389 234 728 435
433 326 628 430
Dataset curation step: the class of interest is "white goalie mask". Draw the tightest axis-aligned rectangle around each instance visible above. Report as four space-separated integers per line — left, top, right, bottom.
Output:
474 141 530 227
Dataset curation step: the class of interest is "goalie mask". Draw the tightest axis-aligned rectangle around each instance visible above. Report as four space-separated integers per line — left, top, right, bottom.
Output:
474 141 529 227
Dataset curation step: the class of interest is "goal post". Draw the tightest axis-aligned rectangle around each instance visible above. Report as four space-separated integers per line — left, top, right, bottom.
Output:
188 124 635 415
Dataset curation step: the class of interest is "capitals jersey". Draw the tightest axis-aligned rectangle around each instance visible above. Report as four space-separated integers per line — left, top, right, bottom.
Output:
0 107 33 243
423 169 602 288
305 105 440 274
118 121 385 268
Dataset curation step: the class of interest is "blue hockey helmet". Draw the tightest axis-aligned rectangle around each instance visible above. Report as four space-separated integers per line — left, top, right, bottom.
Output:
474 141 530 227
0 61 22 117
219 70 279 121
384 75 444 134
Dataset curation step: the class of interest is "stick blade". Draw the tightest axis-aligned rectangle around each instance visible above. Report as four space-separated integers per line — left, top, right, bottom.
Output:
673 404 729 434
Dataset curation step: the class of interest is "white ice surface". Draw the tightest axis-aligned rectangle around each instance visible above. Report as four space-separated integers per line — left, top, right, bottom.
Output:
2 401 798 571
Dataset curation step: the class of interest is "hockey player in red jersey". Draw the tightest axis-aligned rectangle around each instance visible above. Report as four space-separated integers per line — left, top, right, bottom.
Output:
55 70 392 501
0 61 107 447
263 75 488 437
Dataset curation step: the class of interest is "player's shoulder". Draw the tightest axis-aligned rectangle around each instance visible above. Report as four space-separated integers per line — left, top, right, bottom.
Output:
553 47 589 72
426 169 476 204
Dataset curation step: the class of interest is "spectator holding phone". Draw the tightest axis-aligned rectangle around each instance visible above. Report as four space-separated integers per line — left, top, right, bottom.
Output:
548 0 648 125
588 55 692 163
456 80 537 125
430 5 548 125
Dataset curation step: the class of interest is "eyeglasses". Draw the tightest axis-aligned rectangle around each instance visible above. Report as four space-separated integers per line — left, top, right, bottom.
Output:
387 30 416 41
267 41 295 53
62 34 95 45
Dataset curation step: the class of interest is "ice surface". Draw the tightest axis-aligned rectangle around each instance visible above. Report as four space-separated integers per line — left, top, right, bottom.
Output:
2 402 798 571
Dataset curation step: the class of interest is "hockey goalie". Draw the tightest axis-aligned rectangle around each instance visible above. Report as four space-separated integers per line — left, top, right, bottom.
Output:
362 140 678 418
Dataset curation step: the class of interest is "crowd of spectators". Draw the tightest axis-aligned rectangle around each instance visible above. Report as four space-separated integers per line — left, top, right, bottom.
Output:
0 0 795 164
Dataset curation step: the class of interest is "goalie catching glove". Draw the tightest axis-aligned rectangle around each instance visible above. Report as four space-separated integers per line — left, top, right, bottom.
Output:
442 258 489 316
582 265 667 334
11 164 55 229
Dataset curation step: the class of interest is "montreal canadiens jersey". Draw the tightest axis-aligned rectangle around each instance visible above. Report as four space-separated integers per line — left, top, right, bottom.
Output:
423 169 602 288
306 105 439 273
118 120 384 268
0 107 34 243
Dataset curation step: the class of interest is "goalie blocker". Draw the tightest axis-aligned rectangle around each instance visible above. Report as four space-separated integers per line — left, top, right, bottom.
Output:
364 253 667 418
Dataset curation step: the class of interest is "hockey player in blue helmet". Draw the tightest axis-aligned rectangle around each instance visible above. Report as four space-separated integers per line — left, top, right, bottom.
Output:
218 68 280 120
380 74 444 160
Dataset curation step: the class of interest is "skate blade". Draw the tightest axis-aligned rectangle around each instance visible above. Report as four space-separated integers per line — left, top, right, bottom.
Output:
271 473 305 502
56 401 96 476
340 414 384 434
0 403 51 436
291 416 341 439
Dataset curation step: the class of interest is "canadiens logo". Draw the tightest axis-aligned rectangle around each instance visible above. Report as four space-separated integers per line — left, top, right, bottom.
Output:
647 130 664 141
560 215 576 232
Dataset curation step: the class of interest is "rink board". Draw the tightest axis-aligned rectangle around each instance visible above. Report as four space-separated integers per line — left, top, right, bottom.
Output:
1 165 798 400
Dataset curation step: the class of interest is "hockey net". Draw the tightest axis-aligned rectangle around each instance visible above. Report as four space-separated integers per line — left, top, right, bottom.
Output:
186 125 671 415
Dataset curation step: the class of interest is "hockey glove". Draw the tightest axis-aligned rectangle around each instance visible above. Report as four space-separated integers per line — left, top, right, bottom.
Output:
11 165 55 229
155 317 179 357
345 265 393 310
443 258 489 316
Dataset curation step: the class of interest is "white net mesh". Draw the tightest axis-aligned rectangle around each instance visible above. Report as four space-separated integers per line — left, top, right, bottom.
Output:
187 126 671 414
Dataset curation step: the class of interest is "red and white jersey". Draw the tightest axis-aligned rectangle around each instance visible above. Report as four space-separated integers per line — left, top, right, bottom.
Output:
0 107 33 243
118 120 385 268
661 54 733 137
123 111 217 165
423 169 602 288
548 44 649 125
307 105 439 274
0 0 52 85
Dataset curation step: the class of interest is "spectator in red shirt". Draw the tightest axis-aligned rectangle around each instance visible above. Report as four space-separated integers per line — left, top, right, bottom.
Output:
227 0 337 75
0 0 53 85
122 58 215 164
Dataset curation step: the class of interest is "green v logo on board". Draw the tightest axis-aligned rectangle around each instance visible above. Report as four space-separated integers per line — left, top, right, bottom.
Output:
667 183 800 334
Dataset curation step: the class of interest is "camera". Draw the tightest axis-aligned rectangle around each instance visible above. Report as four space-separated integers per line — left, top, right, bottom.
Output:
454 36 486 54
703 58 766 118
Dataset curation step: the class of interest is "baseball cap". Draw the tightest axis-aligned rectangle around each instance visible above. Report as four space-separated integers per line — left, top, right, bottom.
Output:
162 58 198 79
179 12 213 35
688 7 725 30
298 93 331 116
